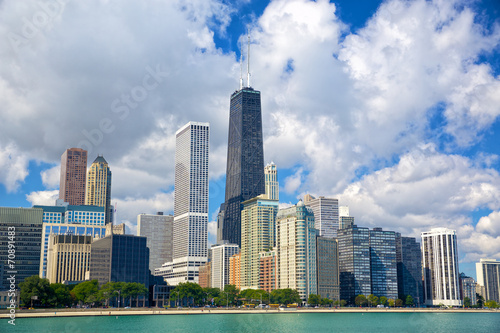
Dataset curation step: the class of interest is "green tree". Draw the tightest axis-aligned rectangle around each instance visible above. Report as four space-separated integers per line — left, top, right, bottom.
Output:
19 275 55 307
387 299 395 307
71 280 99 305
405 295 415 307
223 284 240 307
476 294 484 308
340 300 347 307
379 296 388 306
270 289 301 306
355 295 368 307
123 282 148 307
320 298 333 307
307 294 321 306
171 282 204 307
395 298 403 307
50 283 72 308
463 297 471 308
367 294 378 307
202 287 221 305
485 300 498 308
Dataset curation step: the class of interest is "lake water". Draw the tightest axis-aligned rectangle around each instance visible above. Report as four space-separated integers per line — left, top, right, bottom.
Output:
4 312 499 333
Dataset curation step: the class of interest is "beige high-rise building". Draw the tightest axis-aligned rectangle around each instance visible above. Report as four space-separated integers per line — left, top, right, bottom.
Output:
46 234 92 284
59 148 87 205
85 155 112 224
276 200 317 301
240 194 279 289
422 228 462 306
264 162 279 200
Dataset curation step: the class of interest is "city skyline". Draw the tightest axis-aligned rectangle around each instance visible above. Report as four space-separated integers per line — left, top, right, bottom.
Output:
1 0 500 281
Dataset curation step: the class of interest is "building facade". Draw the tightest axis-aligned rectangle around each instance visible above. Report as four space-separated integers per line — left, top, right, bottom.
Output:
316 237 340 301
35 203 106 279
198 262 211 288
240 194 279 289
160 122 209 285
339 206 354 230
89 234 149 287
0 207 43 290
476 258 500 303
460 273 477 306
59 148 88 205
222 87 265 247
211 243 240 290
229 253 241 289
304 195 339 238
276 201 317 301
259 250 278 293
137 213 174 272
85 155 112 224
396 234 423 305
369 228 398 300
46 234 92 284
264 162 279 200
338 225 371 303
421 228 461 306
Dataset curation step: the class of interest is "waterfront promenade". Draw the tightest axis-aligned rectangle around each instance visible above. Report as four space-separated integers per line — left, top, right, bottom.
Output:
1 307 497 319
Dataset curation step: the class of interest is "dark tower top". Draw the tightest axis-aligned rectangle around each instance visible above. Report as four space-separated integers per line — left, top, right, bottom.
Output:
222 87 265 246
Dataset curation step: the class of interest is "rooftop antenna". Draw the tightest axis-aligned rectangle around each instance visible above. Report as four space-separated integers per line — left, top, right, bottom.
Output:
247 34 251 88
239 54 243 90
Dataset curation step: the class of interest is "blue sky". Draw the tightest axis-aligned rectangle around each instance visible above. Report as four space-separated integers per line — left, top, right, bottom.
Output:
1 0 500 279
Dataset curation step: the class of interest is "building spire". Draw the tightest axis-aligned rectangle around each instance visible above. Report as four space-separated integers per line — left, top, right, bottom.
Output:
239 54 243 90
247 34 251 88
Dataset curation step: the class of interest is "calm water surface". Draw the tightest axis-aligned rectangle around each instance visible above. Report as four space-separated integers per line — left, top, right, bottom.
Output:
3 312 499 333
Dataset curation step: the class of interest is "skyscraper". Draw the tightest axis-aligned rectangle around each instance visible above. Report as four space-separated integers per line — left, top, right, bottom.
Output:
276 200 317 301
339 206 354 230
396 234 423 305
338 225 371 303
421 228 461 306
304 195 339 238
137 212 174 273
59 148 87 205
46 234 92 284
240 194 278 289
157 122 209 285
0 207 43 290
369 228 398 300
264 162 279 200
222 85 265 247
316 237 340 301
476 258 500 303
85 155 112 224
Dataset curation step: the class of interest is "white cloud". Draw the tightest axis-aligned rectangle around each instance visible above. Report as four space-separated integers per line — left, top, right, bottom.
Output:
41 165 59 189
26 190 58 205
0 143 29 192
476 211 500 237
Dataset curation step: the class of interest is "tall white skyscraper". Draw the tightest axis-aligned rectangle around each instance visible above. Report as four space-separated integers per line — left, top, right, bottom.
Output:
156 122 209 285
476 258 500 303
264 162 279 200
304 195 339 238
421 228 462 306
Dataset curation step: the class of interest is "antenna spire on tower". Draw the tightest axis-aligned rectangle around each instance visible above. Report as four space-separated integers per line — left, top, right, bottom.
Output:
247 34 251 88
239 54 243 90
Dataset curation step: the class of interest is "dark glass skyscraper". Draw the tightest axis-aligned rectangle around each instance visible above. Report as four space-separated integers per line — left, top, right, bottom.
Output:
222 87 265 246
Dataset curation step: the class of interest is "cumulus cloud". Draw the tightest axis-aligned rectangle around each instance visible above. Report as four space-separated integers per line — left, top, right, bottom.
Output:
0 143 29 193
26 190 58 205
1 0 500 268
41 165 60 189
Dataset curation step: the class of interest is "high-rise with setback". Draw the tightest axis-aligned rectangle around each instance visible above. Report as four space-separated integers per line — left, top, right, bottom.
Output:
59 148 87 205
85 155 112 224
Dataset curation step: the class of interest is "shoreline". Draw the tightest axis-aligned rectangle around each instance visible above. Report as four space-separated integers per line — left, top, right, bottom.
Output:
1 307 498 319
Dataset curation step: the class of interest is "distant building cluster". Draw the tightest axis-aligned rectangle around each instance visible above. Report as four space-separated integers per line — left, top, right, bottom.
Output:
1 77 499 309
